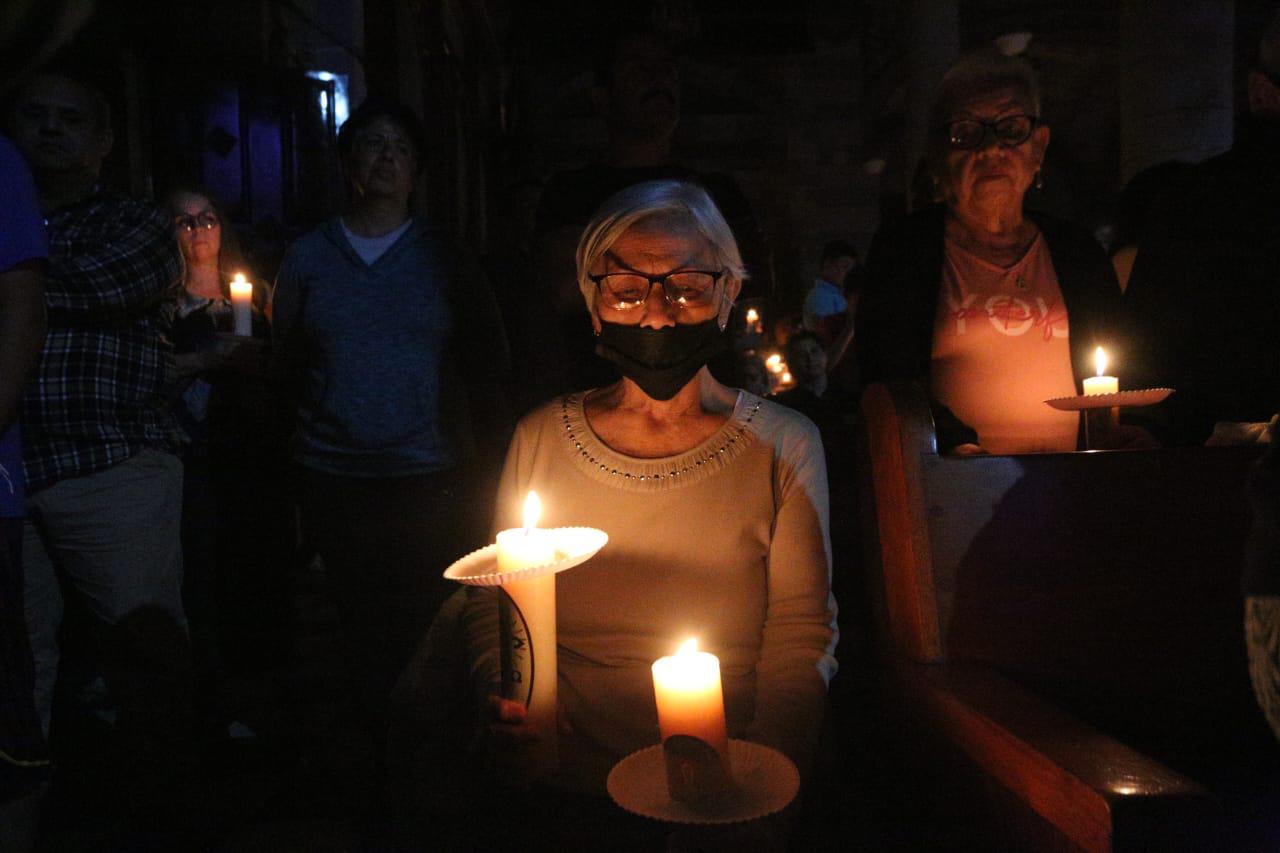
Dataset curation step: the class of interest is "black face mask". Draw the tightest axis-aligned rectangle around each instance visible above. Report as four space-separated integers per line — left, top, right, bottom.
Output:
596 319 726 401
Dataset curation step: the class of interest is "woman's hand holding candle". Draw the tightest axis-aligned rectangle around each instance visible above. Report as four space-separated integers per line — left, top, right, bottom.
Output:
490 490 562 775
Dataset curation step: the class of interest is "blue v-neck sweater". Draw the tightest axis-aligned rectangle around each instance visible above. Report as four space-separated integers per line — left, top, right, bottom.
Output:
273 217 455 477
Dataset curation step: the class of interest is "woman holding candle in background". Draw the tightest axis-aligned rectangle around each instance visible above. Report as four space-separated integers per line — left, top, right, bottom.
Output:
165 186 287 740
167 187 272 445
462 179 838 797
856 49 1122 454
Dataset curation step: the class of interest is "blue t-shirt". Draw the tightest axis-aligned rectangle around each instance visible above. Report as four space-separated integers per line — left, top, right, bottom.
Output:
801 278 848 331
0 134 48 517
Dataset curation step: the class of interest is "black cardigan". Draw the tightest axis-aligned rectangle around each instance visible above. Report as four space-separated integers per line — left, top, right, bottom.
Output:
856 205 1121 449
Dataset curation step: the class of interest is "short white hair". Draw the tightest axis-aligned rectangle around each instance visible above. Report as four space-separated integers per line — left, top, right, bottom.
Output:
575 179 748 312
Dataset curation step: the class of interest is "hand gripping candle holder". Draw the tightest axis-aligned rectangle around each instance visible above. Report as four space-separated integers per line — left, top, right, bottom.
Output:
443 527 607 776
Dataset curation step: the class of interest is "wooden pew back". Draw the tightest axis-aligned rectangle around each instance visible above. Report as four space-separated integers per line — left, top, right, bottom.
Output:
862 381 1274 776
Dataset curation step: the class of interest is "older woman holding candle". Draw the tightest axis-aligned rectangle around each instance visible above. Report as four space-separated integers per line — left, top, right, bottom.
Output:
856 49 1122 454
462 179 838 795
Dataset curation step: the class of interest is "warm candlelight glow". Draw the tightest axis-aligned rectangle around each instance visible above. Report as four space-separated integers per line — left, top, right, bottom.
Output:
781 371 793 384
652 638 728 754
745 308 759 325
522 491 542 533
498 492 555 572
229 273 253 336
492 489 560 773
1083 346 1119 396
765 353 783 373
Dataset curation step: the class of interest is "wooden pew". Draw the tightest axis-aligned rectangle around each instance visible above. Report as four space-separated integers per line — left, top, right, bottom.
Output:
859 381 1277 851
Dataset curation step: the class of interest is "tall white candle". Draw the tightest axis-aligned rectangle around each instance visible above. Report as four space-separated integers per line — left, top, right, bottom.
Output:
493 491 559 774
1083 346 1118 396
229 273 253 337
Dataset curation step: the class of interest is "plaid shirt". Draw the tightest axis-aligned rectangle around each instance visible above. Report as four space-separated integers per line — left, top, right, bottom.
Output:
21 191 183 492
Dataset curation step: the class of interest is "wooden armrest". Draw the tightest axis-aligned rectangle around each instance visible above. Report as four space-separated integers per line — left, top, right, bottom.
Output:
861 382 943 662
899 662 1215 852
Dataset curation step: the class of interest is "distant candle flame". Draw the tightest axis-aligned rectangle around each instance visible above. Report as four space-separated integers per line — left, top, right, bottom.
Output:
765 353 783 372
521 491 541 533
678 638 698 655
745 308 759 324
781 371 793 384
1094 346 1108 377
233 272 247 285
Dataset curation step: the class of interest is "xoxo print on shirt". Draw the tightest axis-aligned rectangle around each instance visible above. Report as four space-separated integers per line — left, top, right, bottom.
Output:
944 292 1068 340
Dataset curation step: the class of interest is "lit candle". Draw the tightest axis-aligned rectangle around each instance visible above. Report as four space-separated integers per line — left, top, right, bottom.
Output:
652 639 729 762
494 491 560 774
652 639 732 801
1083 346 1118 396
496 492 555 572
229 273 253 336
765 353 784 373
745 308 759 326
781 371 793 385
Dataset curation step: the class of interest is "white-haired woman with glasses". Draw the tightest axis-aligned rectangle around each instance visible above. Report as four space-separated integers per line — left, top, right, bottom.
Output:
462 179 838 795
857 49 1122 454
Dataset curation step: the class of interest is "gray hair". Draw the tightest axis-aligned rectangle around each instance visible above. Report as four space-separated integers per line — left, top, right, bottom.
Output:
930 48 1042 130
575 179 747 312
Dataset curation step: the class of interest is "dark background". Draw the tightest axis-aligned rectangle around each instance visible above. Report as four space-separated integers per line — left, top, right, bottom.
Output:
4 0 1276 322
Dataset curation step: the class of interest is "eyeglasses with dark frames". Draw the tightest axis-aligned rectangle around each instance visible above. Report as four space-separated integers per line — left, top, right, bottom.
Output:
588 269 726 310
174 211 220 233
942 114 1039 150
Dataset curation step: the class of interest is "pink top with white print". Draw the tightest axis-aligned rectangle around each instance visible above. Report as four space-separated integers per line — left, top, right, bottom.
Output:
930 231 1079 454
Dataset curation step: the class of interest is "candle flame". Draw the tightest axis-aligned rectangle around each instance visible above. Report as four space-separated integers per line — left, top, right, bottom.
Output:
521 491 542 532
1094 346 1108 377
745 308 759 324
781 371 792 384
233 272 247 285
678 638 698 655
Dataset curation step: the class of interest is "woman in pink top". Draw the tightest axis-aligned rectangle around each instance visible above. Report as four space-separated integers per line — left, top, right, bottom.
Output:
857 49 1122 454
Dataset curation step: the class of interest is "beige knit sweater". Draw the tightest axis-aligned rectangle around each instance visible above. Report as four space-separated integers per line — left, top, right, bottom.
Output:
462 390 839 791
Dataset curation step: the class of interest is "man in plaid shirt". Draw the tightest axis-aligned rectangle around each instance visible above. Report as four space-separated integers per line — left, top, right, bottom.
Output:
7 72 189 764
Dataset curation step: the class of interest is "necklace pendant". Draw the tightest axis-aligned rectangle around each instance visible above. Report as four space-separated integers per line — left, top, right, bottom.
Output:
1014 274 1029 291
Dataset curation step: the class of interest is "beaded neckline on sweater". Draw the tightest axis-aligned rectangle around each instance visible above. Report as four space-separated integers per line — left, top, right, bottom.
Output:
559 392 763 491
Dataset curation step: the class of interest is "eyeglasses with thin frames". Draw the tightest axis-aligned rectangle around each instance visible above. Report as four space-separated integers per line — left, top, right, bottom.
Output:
942 114 1039 150
175 211 220 233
